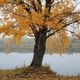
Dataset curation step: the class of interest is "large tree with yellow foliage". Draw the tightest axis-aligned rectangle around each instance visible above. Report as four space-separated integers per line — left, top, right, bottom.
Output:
0 0 80 67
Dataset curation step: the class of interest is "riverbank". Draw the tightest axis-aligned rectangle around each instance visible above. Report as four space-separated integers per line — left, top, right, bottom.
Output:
0 66 80 80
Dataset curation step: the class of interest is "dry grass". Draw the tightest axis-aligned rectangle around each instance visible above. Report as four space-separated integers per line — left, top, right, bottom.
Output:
0 66 80 80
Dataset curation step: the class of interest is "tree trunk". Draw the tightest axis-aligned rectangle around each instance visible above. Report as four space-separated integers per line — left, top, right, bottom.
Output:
30 29 47 67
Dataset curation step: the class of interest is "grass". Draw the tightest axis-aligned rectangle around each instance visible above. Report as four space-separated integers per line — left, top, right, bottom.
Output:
0 66 80 80
0 67 80 80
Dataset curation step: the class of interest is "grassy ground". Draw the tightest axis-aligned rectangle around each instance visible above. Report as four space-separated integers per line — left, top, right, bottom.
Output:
0 66 80 80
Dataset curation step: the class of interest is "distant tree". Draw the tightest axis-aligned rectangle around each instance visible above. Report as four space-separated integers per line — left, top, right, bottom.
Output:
0 0 80 67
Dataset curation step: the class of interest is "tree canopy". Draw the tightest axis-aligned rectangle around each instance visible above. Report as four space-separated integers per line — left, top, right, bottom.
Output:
0 0 80 52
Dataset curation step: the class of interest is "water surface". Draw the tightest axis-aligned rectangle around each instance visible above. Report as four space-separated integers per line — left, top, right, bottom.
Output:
0 38 80 76
0 52 80 76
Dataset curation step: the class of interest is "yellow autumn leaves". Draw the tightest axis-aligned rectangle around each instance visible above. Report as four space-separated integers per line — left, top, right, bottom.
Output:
9 0 74 33
0 0 4 3
31 12 44 26
0 0 79 52
46 31 69 53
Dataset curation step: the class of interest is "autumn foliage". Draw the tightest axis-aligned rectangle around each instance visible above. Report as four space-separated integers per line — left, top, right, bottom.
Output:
0 0 80 52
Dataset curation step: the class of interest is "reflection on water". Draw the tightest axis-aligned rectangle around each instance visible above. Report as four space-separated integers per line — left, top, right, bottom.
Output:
0 52 80 76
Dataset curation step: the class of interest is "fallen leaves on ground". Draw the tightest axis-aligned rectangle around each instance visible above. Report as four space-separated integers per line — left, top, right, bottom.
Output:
0 66 80 80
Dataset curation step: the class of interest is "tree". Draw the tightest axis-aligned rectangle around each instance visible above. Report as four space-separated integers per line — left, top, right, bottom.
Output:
0 0 80 67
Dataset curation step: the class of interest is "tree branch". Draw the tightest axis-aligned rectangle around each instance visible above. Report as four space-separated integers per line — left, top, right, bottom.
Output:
46 19 80 39
45 0 52 13
18 1 32 14
63 29 80 39
29 0 38 12
5 9 27 18
49 12 80 21
47 29 52 33
51 0 62 7
36 0 42 12
5 0 34 10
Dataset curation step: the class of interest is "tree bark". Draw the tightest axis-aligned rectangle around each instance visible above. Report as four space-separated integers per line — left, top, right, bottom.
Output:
30 29 47 67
